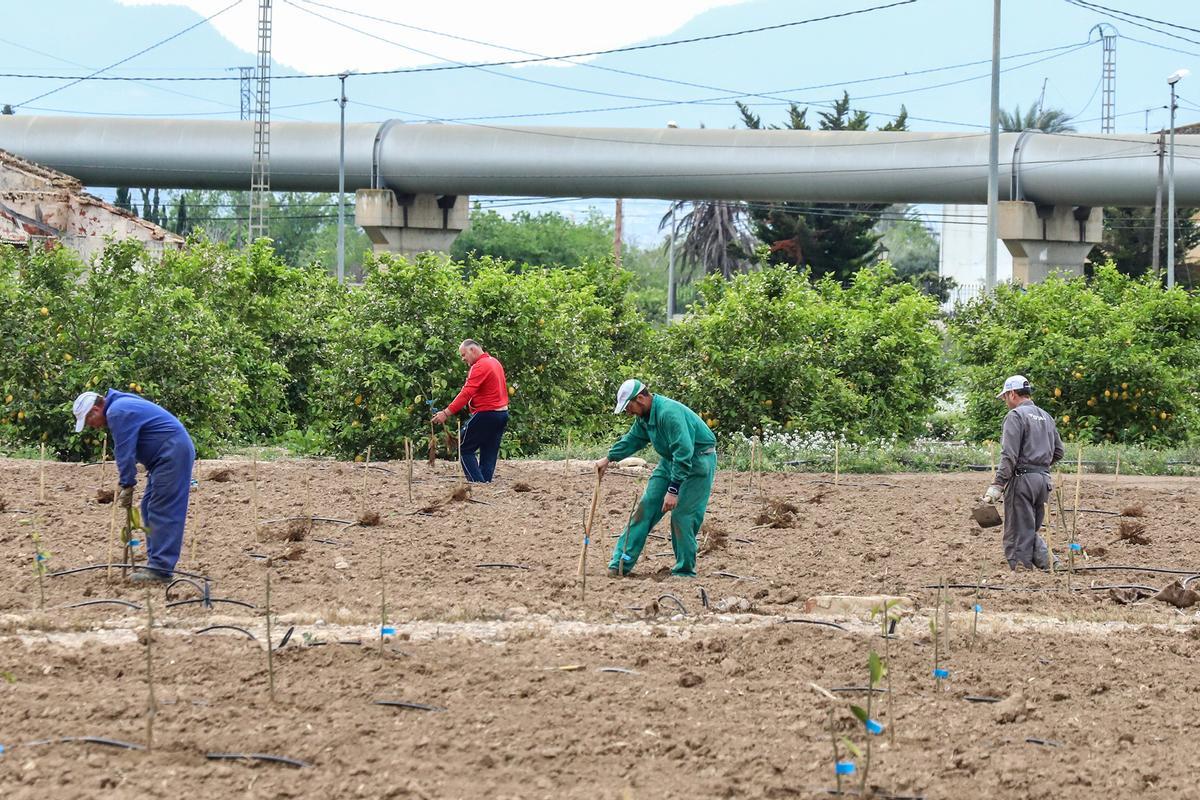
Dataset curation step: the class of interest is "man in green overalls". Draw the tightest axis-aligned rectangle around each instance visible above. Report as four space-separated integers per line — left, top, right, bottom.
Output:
595 379 717 578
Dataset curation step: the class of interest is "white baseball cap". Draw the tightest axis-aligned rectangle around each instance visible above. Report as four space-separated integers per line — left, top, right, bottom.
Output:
997 375 1032 398
72 391 100 432
613 379 645 414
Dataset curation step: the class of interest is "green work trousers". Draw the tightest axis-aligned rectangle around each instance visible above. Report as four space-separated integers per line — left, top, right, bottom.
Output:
609 452 716 577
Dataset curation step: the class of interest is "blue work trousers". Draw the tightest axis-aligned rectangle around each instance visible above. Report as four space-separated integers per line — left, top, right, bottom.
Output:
141 433 195 577
459 410 509 483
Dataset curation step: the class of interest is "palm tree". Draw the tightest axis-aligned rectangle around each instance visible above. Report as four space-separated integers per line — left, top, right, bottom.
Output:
998 103 1075 133
658 199 758 281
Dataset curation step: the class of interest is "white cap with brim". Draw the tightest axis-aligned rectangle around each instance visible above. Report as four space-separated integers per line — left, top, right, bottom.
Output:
997 375 1031 398
72 391 100 433
613 379 645 414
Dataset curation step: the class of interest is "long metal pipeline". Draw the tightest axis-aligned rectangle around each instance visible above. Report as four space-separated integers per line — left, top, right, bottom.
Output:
1 115 1198 206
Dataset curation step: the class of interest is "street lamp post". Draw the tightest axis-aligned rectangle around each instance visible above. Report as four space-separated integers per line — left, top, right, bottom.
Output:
337 72 348 284
666 120 678 321
1167 68 1189 290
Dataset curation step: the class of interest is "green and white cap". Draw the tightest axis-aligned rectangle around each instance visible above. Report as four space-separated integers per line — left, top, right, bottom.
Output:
613 378 645 414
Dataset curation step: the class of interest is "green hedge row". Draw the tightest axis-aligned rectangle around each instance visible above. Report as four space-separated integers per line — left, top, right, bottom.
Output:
1 241 1195 460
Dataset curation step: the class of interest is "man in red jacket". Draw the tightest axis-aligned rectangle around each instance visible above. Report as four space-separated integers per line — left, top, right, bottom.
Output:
432 339 510 482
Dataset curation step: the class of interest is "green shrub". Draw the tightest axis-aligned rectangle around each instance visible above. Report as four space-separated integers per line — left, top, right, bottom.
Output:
949 263 1200 444
313 253 648 458
649 264 947 441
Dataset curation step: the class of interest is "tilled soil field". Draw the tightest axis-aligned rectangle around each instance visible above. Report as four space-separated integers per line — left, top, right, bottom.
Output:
1 456 1198 799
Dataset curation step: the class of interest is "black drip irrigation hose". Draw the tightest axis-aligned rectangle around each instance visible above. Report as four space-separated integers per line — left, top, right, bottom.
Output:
373 699 447 712
830 686 888 694
712 571 755 580
821 789 925 800
61 599 143 610
475 563 530 570
167 597 256 610
1071 565 1198 576
1025 737 1062 747
259 516 354 526
779 618 848 631
276 626 295 650
698 587 709 609
24 736 144 751
206 752 312 768
964 696 1002 703
48 563 211 582
657 594 687 615
598 667 638 675
195 625 257 641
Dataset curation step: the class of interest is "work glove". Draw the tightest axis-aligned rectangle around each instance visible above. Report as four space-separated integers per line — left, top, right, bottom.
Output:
982 485 1003 505
117 485 134 509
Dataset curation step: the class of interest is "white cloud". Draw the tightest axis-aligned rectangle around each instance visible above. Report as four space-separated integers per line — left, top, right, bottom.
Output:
117 0 752 75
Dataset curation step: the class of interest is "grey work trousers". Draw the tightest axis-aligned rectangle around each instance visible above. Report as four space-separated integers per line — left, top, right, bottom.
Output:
1003 472 1053 570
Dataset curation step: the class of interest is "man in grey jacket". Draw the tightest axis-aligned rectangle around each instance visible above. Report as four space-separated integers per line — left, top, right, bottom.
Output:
983 375 1064 570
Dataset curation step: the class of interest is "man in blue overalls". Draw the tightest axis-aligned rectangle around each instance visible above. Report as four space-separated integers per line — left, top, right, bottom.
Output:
74 389 195 584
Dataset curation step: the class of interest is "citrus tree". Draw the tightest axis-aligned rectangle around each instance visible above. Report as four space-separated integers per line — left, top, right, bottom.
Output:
949 263 1200 444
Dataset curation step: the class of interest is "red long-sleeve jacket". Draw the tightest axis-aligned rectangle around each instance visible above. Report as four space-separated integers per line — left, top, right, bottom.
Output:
446 353 509 414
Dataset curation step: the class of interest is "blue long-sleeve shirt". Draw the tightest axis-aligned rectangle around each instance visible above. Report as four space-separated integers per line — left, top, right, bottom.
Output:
104 389 189 487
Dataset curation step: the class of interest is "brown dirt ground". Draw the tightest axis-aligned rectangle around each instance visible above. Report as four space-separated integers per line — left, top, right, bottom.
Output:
1 456 1199 799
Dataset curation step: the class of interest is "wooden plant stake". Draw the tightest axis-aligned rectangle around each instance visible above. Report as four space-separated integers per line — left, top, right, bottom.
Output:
39 442 46 502
32 531 48 610
405 437 414 504
105 480 119 583
99 433 108 491
251 447 260 542
932 580 943 692
360 445 372 518
427 420 437 467
565 430 572 473
578 470 603 600
265 565 275 702
971 565 983 650
942 575 951 656
144 589 157 750
1069 447 1083 583
379 544 388 658
834 440 840 486
747 438 755 492
617 480 643 577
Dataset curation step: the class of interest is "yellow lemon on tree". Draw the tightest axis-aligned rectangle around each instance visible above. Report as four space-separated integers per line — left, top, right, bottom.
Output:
354 394 363 406
1121 382 1128 390
1160 411 1168 420
17 410 25 421
764 399 773 407
38 307 49 317
1061 414 1070 424
4 394 11 404
1054 387 1062 398
351 420 360 428
1104 389 1111 398
64 353 73 362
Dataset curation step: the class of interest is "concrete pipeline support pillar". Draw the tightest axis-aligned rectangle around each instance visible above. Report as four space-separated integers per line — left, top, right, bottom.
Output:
998 201 1103 284
354 189 469 259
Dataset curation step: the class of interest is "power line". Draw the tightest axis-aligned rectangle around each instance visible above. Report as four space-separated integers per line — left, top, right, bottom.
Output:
1067 0 1200 36
285 0 919 75
1118 33 1200 59
0 1 917 85
353 41 1092 129
13 0 244 108
1065 0 1200 48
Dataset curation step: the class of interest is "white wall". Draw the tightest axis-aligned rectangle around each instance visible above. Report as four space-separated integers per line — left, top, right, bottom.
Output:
939 204 1012 306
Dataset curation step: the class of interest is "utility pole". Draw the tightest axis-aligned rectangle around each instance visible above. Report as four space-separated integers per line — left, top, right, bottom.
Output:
337 73 348 284
249 0 272 244
613 198 623 269
1152 131 1165 277
984 0 1001 291
665 120 678 321
1167 69 1189 289
1098 24 1117 134
237 66 254 121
